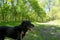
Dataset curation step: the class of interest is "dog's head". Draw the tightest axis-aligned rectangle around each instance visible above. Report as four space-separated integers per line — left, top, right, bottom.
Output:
21 20 34 31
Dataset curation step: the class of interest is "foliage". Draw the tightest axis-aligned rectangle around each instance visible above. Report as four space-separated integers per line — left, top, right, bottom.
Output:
40 0 60 20
0 0 46 22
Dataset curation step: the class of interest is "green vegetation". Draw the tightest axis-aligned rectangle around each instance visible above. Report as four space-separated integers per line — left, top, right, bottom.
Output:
0 0 60 40
0 0 46 22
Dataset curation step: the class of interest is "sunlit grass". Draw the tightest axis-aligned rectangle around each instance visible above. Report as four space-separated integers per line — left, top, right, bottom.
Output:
47 20 60 25
34 20 60 26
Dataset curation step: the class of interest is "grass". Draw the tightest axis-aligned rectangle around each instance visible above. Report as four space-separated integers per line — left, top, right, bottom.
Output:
0 21 20 26
0 20 60 40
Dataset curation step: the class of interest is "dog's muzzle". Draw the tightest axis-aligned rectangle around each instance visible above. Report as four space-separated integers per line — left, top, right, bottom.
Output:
29 28 33 31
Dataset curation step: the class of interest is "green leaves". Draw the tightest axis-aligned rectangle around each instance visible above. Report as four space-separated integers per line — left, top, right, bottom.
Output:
28 0 46 16
0 0 46 22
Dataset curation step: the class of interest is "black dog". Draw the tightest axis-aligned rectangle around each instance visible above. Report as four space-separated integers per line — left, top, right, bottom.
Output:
0 21 34 40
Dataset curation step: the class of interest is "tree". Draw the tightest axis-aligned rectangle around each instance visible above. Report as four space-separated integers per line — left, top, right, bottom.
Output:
0 0 46 22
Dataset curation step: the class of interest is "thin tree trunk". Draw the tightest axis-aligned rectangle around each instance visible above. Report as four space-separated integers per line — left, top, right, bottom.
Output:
11 0 14 21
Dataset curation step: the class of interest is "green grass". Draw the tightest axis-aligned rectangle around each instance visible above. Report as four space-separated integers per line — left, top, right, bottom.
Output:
0 21 60 40
0 21 20 26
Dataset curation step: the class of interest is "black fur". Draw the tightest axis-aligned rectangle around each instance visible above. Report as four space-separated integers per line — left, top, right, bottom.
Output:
0 21 34 40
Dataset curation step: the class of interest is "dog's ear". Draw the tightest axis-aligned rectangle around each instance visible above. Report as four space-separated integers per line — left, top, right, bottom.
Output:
21 20 32 27
22 20 30 24
21 21 27 27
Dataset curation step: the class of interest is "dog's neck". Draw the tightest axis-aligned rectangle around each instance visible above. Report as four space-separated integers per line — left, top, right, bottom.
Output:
15 25 28 33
